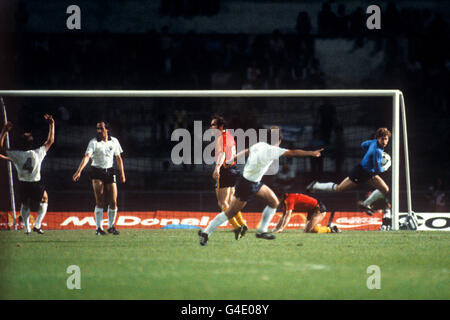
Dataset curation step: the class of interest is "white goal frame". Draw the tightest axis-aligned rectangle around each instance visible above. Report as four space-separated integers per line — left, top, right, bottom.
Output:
0 89 412 231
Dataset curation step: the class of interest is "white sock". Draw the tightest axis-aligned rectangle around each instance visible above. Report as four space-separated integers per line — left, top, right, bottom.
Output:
35 202 48 229
258 206 277 233
94 206 104 230
21 204 31 233
108 207 118 229
312 182 337 192
204 212 228 235
363 189 385 207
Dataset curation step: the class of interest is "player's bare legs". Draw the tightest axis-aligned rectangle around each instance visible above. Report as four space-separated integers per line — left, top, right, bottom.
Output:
92 179 105 232
358 175 390 215
199 194 247 245
104 182 118 210
367 175 389 194
256 185 279 208
104 182 120 234
228 187 248 238
304 209 327 233
216 187 231 210
33 190 49 234
92 179 105 207
224 195 247 220
335 177 358 192
254 185 279 238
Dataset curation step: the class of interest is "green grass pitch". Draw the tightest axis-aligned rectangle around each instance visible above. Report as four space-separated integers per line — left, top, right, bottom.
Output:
0 229 449 300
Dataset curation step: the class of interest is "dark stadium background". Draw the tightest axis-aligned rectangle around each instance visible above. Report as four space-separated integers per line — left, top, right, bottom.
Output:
0 0 449 214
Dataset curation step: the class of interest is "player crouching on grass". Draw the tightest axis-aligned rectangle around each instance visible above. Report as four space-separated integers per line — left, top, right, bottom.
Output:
0 115 55 234
272 193 340 234
198 126 324 246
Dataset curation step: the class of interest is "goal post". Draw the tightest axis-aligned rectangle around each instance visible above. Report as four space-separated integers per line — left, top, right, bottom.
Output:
0 97 17 230
0 89 412 231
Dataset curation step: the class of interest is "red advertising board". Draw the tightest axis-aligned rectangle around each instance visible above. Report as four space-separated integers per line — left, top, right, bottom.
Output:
0 210 384 231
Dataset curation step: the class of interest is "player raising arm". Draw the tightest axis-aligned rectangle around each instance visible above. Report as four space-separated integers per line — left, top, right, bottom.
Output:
73 121 125 235
306 127 392 215
0 115 55 234
198 126 323 246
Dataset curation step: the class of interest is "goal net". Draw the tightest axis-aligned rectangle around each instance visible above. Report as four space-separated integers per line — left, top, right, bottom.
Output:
0 90 412 231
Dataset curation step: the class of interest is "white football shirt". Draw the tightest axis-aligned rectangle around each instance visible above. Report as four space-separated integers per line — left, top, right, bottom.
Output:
6 146 47 182
243 142 288 183
85 137 123 169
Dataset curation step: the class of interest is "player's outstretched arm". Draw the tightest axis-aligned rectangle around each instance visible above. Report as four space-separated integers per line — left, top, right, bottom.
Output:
232 148 249 165
43 114 55 152
0 121 13 153
116 154 126 183
0 153 11 161
73 154 90 182
283 148 323 158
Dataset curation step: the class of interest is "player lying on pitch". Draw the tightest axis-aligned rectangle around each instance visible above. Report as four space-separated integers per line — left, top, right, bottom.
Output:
272 193 340 234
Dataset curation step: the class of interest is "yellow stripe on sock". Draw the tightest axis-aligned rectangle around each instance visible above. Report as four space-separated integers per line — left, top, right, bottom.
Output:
235 211 246 226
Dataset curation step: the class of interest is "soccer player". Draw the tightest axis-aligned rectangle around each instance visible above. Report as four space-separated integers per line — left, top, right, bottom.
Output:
210 115 248 240
306 127 391 213
272 193 340 233
198 126 323 246
72 121 125 235
0 114 55 234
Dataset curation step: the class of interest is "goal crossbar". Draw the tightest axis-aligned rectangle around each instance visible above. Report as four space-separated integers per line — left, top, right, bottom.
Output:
0 89 410 231
0 89 401 98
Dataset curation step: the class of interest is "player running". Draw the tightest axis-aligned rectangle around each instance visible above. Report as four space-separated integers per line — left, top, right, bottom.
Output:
210 115 248 240
0 114 55 234
305 127 392 215
72 121 125 235
272 193 340 233
198 126 323 246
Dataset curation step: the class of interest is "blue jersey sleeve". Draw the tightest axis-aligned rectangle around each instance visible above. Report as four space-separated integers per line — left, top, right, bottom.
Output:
360 140 384 173
361 140 372 151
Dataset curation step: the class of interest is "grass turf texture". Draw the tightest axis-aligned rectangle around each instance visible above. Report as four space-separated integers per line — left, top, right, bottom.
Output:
0 229 449 300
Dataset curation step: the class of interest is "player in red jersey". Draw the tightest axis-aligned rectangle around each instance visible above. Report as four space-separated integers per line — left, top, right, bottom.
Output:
211 115 248 239
272 193 340 233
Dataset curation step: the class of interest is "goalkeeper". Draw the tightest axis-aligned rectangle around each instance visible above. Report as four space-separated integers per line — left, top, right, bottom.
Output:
306 127 392 215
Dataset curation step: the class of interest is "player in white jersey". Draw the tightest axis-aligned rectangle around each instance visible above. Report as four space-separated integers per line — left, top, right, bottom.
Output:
198 126 323 245
73 121 125 235
0 114 55 234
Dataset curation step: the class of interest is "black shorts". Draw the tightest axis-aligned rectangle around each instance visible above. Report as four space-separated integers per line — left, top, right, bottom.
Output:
216 165 239 189
18 181 45 211
349 164 375 185
89 166 117 184
234 176 263 202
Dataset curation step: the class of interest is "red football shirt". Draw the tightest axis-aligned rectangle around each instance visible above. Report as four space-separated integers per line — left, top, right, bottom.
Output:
215 130 236 166
284 193 318 212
